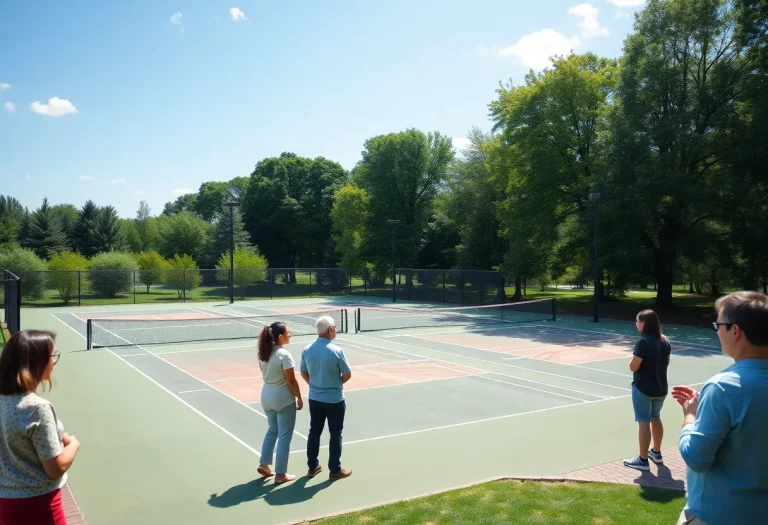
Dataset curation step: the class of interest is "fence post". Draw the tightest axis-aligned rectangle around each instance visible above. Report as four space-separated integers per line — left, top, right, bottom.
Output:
183 269 187 303
309 269 312 298
270 269 273 299
78 271 81 307
461 270 465 306
133 270 136 304
443 270 446 303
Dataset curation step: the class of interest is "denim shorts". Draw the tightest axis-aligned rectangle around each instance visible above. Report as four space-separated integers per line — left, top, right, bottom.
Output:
632 384 665 422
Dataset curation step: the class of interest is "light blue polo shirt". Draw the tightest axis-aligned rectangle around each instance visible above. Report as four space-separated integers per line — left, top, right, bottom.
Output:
678 359 768 525
300 338 351 404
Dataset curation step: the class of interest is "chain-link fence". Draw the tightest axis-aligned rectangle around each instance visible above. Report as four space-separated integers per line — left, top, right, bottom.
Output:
12 268 505 308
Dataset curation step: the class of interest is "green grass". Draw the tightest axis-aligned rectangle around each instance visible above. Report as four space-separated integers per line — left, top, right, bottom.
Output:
315 480 685 525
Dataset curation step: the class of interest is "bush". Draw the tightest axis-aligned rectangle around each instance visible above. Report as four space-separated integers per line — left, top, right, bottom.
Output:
135 251 169 293
0 247 47 299
48 252 89 304
165 254 202 298
88 252 137 298
216 247 268 299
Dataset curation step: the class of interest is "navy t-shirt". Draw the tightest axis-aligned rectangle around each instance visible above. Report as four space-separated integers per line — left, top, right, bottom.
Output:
632 335 671 398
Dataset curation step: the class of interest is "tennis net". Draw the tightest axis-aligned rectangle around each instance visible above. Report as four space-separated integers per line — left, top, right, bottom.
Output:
354 299 556 333
87 308 347 349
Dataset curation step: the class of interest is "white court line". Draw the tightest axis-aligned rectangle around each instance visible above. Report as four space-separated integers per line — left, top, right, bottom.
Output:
178 388 210 394
427 362 604 401
501 357 526 360
353 358 430 369
289 391 630 455
344 336 630 393
207 375 261 383
49 314 262 457
61 313 308 441
341 339 615 399
564 363 633 378
151 344 255 356
380 322 567 338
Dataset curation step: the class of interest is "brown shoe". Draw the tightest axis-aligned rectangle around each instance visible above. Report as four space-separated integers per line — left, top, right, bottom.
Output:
329 468 352 480
307 466 322 478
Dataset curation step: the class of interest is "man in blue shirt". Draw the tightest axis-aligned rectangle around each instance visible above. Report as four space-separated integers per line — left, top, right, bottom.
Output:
300 315 352 480
672 291 768 525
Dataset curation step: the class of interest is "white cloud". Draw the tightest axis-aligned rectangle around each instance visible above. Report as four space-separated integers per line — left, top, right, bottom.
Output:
25 174 31 180
172 188 195 196
568 4 609 38
79 175 96 181
609 0 645 6
0 83 10 91
111 178 127 184
453 137 471 151
30 97 78 117
230 7 247 21
170 12 182 25
134 190 146 196
499 29 579 70
4 102 15 112
615 12 632 19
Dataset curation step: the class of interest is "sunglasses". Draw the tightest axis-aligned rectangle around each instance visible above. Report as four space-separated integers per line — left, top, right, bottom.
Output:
51 352 60 364
712 322 733 332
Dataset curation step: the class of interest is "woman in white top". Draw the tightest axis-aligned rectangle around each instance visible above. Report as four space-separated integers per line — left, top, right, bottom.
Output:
256 322 303 483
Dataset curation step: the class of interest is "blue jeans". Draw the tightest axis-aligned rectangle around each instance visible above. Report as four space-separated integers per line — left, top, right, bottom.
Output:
260 402 297 474
307 399 346 474
632 384 665 422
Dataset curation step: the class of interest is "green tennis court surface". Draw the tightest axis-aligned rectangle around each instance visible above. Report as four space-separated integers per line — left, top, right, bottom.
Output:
30 298 726 524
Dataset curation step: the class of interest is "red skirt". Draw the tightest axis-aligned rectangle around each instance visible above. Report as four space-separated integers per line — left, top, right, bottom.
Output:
0 489 67 525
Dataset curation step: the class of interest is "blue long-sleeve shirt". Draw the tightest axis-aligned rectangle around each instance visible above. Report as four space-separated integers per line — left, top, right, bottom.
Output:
678 359 768 525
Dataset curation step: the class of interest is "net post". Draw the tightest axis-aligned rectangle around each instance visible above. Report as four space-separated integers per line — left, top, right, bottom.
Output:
86 319 93 350
551 298 557 321
309 269 312 299
356 307 361 332
78 271 81 307
133 270 136 304
183 269 187 303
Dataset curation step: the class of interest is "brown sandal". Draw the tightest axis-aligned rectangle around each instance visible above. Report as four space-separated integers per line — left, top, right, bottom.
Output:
257 466 274 478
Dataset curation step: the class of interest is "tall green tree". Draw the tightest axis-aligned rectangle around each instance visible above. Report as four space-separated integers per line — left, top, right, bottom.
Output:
91 206 125 253
50 204 79 250
195 181 232 221
603 0 744 306
120 219 142 252
24 198 68 259
162 193 198 215
242 153 348 276
352 130 454 276
0 195 25 247
156 211 212 261
71 200 100 256
135 201 160 252
330 184 370 274
207 208 252 268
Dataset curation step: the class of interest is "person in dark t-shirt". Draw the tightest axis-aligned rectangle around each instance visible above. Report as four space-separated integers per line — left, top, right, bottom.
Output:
623 309 672 471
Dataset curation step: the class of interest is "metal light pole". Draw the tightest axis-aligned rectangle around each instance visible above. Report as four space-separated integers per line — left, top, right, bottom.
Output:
587 193 606 322
387 219 401 302
224 201 240 304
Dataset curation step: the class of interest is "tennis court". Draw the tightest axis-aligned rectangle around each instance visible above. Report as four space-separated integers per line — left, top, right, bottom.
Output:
28 298 729 524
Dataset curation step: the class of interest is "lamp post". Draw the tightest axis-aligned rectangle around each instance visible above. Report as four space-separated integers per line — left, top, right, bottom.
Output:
387 219 401 302
587 193 606 322
224 201 240 304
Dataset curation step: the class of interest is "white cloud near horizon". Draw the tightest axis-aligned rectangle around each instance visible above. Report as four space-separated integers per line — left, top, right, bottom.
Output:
499 29 579 70
4 102 15 112
0 83 11 91
230 8 247 21
79 175 96 181
30 97 78 117
568 3 609 38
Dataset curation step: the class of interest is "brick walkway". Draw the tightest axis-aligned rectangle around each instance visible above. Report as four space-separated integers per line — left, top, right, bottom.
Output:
62 484 87 525
564 446 686 491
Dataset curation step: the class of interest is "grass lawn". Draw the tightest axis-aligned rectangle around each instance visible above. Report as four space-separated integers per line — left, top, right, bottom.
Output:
315 480 685 525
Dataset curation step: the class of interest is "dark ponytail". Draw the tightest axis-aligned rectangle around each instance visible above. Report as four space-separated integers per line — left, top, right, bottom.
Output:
258 322 288 362
637 309 662 339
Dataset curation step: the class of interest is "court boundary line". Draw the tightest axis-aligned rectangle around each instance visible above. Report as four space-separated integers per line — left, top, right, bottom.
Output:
341 339 619 399
49 313 263 457
344 336 630 393
60 312 310 441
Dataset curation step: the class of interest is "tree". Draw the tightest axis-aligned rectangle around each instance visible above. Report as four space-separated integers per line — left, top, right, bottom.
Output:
91 206 125 253
0 196 25 248
352 130 454 277
23 198 68 259
162 193 198 215
0 247 47 299
603 0 744 306
50 204 79 250
120 219 142 252
330 184 370 275
71 200 100 256
156 211 212 261
195 181 232 221
242 153 348 277
216 247 268 299
207 208 252 269
88 252 137 298
135 250 169 293
48 251 89 304
165 254 202 298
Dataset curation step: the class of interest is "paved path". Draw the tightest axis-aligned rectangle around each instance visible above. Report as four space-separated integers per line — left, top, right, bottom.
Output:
564 446 686 491
62 484 87 525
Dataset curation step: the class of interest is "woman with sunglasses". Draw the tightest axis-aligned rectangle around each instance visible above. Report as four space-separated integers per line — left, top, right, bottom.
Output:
0 330 80 525
623 310 672 471
256 322 303 484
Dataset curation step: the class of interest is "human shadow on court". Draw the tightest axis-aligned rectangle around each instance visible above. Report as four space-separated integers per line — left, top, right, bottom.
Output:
208 476 333 508
633 464 686 503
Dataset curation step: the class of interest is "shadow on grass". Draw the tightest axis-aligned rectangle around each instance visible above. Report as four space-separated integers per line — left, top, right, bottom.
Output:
633 463 686 503
208 476 333 508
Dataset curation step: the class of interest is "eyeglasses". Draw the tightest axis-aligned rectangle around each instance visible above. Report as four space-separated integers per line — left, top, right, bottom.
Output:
712 322 733 332
51 352 60 364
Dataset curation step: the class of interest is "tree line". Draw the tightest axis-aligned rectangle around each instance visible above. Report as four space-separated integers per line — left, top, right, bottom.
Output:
1 0 766 307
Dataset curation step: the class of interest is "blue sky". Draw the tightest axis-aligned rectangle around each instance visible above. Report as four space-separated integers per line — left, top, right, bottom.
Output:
1 0 645 218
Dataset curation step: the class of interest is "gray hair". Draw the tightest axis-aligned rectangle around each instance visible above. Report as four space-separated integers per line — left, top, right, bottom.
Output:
315 315 337 335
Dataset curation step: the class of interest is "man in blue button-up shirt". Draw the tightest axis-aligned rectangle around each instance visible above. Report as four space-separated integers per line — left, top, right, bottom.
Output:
672 291 768 525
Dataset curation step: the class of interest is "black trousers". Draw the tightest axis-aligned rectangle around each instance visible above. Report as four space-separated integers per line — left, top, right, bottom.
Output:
307 399 346 473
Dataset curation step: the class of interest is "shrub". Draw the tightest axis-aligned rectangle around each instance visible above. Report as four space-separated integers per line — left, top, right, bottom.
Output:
135 251 169 293
216 247 268 299
88 252 137 298
48 252 89 304
165 254 202 298
0 247 47 299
